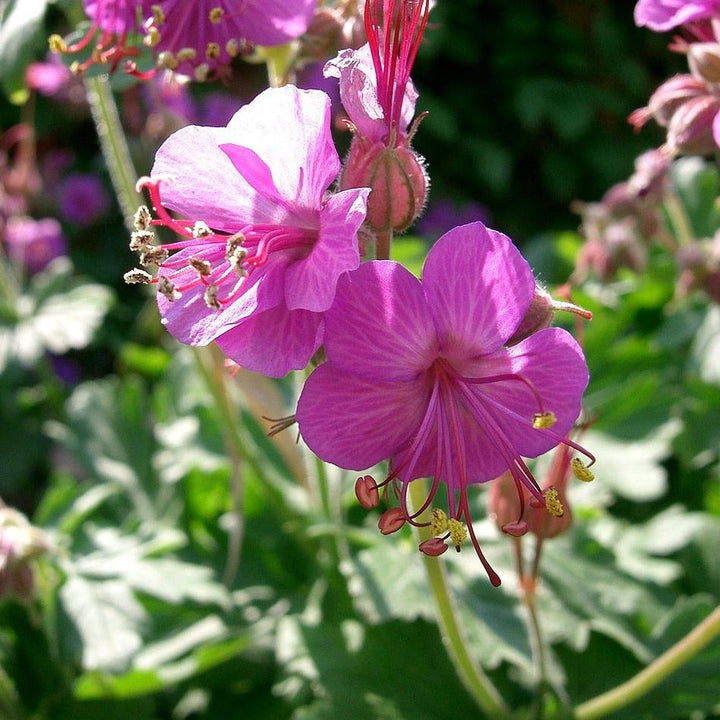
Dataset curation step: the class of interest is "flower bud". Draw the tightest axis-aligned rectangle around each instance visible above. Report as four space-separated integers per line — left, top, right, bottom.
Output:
688 42 720 84
507 286 555 345
355 474 380 509
666 94 720 155
341 137 428 233
629 74 707 130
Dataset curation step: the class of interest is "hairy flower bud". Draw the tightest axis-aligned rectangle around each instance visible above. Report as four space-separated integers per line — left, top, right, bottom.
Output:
666 94 720 155
506 286 555 345
629 74 707 131
341 137 428 233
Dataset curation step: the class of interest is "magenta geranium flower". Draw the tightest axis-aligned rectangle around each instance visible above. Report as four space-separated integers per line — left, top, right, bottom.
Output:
296 221 592 585
129 85 369 377
145 0 316 80
634 0 720 31
49 0 149 74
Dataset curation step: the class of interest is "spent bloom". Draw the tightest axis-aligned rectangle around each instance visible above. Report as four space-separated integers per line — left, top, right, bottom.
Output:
144 0 316 81
126 85 369 378
49 0 150 75
297 222 592 585
325 0 431 235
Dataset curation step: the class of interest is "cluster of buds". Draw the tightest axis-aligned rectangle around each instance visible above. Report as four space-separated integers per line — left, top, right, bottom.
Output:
0 505 51 602
573 149 671 282
630 15 720 155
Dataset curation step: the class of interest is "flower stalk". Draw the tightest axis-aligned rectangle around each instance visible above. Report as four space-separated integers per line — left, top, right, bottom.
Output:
84 75 142 231
408 479 510 719
575 605 720 720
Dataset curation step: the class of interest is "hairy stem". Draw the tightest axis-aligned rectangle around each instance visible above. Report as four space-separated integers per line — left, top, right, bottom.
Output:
575 605 720 720
84 75 141 231
408 479 510 719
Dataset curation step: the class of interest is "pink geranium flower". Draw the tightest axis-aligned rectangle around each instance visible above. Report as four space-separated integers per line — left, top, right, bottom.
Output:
50 0 149 74
634 0 720 32
296 222 592 585
128 85 369 377
145 0 316 80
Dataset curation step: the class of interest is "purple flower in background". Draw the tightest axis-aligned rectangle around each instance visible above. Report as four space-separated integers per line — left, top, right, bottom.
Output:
634 0 720 31
49 0 149 74
128 85 369 378
296 222 591 585
145 0 316 81
25 56 74 97
57 173 110 225
4 216 67 274
417 197 491 239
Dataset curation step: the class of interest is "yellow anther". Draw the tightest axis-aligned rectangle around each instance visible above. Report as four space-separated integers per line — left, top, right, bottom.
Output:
157 51 178 70
532 411 557 429
194 63 210 82
430 508 448 535
134 205 152 231
226 38 239 57
48 34 67 53
209 7 224 22
543 487 564 518
152 4 165 24
448 519 467 549
144 27 161 47
571 458 595 482
69 61 82 76
206 42 221 60
177 47 197 62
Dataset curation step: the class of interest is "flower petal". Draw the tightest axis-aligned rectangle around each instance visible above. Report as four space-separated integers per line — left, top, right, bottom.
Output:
157 248 287 346
634 0 720 31
238 0 316 45
225 86 340 212
297 363 428 470
422 222 536 357
284 187 369 312
460 327 588 480
323 260 438 381
215 303 322 377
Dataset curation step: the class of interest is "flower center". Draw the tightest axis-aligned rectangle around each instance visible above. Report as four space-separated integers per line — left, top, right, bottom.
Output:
128 177 317 309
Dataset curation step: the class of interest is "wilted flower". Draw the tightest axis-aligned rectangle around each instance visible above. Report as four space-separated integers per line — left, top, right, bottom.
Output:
324 0 431 236
296 221 592 585
0 505 50 602
126 85 369 378
144 0 316 81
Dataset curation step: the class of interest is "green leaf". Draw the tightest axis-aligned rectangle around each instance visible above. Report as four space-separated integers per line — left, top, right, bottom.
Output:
59 575 148 673
671 156 720 239
0 0 49 103
0 259 113 372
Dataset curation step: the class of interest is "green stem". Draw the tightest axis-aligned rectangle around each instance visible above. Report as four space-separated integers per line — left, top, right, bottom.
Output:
375 228 393 261
575 605 720 720
408 480 510 719
192 347 247 588
260 43 295 88
84 75 142 231
662 188 695 248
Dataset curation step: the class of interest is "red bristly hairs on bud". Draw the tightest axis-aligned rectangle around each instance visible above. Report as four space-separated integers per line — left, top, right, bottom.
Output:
365 0 430 142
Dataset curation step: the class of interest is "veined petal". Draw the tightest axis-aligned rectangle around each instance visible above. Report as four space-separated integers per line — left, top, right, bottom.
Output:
297 363 429 470
151 124 285 231
461 327 588 474
226 86 340 213
157 247 287 346
422 222 536 358
323 260 438 381
284 188 369 312
215 304 322 378
228 0 315 45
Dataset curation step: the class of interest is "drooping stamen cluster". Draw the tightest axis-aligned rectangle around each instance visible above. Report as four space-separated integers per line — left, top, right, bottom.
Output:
49 0 147 75
124 177 317 309
364 0 430 144
352 358 595 587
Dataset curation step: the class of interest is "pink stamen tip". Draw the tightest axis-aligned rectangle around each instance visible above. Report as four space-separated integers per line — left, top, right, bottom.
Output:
501 520 530 537
355 475 380 509
419 537 448 556
378 507 406 535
